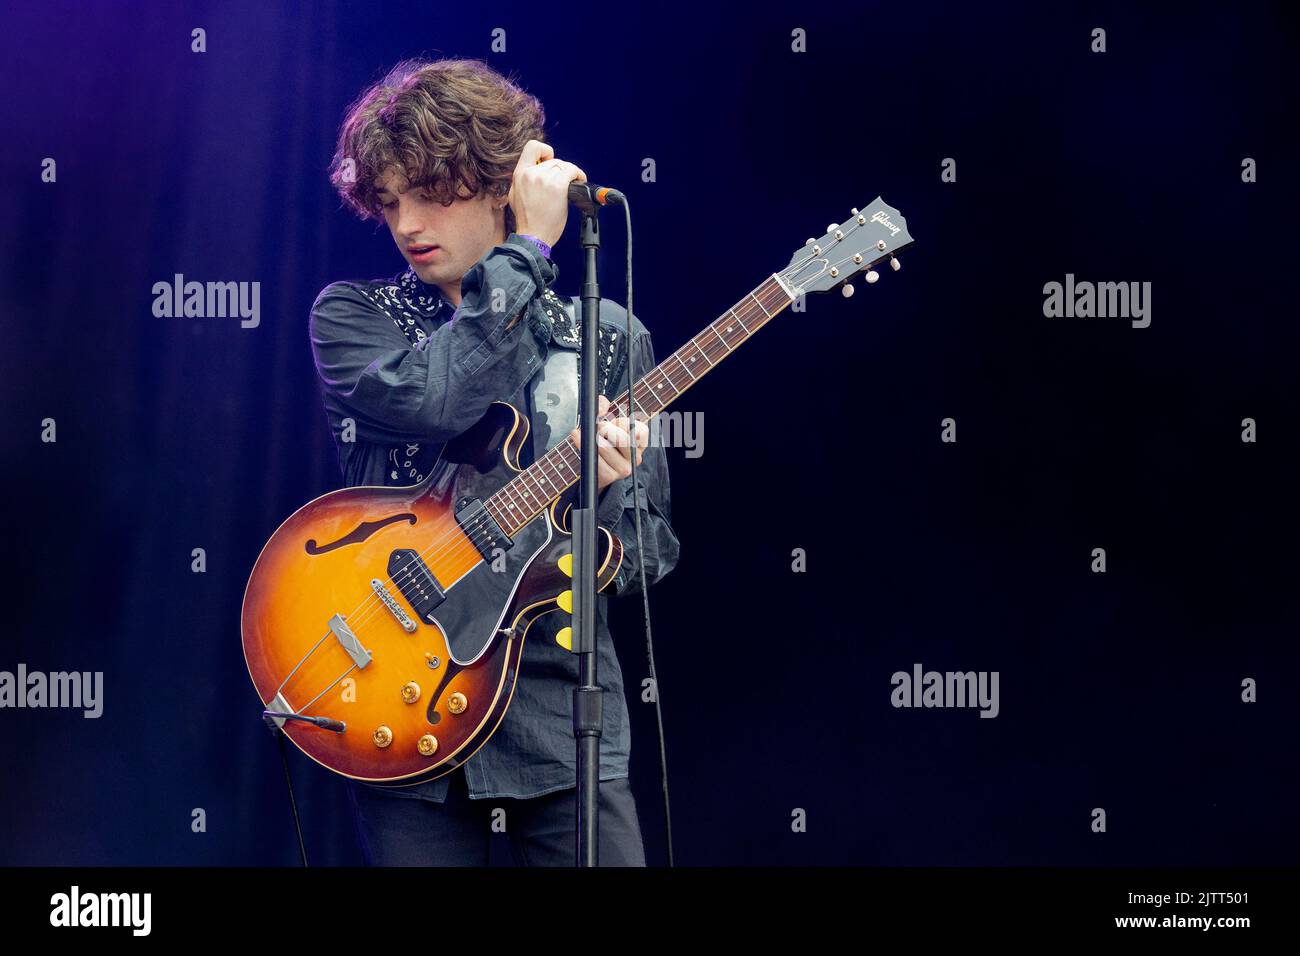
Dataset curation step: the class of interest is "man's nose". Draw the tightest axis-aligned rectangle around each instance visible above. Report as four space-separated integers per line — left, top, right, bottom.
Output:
395 203 425 240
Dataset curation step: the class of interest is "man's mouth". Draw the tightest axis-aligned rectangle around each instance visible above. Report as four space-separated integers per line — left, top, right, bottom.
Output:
408 244 440 262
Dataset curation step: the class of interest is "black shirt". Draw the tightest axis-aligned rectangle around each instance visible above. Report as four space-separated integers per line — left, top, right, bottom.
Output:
308 233 680 802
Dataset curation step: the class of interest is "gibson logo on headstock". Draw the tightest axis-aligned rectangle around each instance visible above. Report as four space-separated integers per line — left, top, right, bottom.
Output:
870 210 901 236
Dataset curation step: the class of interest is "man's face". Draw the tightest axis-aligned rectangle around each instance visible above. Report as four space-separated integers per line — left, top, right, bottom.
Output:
375 167 507 304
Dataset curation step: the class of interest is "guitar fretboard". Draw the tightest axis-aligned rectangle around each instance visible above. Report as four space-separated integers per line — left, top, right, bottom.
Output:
484 275 793 536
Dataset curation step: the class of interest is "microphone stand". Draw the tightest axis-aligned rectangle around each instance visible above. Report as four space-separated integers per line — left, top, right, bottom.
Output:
570 200 603 867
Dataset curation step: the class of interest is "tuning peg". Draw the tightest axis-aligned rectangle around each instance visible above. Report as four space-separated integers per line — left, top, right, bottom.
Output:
851 207 859 216
841 282 854 298
826 223 838 233
865 270 879 284
806 237 816 246
890 257 901 272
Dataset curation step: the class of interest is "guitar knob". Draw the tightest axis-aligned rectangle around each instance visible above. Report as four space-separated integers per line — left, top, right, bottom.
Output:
557 589 573 613
401 681 421 704
447 692 468 715
372 726 393 749
841 283 855 298
891 257 901 271
865 270 880 284
417 734 438 757
555 626 573 651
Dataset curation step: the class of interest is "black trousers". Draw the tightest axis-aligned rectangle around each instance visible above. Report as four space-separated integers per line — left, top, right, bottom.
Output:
346 768 647 866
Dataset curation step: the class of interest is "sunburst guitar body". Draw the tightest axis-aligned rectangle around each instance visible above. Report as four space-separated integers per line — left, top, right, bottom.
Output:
242 401 621 786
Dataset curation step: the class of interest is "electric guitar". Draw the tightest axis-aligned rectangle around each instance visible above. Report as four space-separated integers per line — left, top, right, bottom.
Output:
241 198 914 785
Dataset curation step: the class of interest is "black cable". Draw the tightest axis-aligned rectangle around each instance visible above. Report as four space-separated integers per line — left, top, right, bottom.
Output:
616 199 674 867
270 723 310 866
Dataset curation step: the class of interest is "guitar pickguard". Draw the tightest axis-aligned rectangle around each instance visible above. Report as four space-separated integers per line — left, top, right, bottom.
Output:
428 510 553 663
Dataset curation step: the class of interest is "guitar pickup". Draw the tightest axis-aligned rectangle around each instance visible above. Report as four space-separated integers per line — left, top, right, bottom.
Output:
455 496 514 562
388 549 446 625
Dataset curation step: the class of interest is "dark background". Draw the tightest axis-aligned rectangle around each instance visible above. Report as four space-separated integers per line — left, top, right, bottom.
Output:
1 1 1296 866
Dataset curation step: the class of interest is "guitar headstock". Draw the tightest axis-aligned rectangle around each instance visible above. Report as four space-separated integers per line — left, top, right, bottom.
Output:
779 197 913 298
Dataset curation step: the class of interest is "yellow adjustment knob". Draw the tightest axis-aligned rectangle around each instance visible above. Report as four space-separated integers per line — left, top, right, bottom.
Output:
555 626 572 651
447 692 468 715
417 734 438 757
401 681 421 704
373 726 393 749
557 589 572 613
558 553 573 577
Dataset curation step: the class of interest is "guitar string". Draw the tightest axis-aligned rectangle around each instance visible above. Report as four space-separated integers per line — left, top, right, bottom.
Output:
271 226 892 707
340 289 785 638
273 291 781 703
331 218 879 624
338 286 784 635
271 241 867 705
338 341 743 641
271 252 839 705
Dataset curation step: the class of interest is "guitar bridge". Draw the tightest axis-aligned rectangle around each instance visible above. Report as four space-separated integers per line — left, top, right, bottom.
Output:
371 579 417 632
328 614 371 669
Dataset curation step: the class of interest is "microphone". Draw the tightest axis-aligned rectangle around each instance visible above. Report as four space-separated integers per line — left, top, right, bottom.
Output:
569 181 625 211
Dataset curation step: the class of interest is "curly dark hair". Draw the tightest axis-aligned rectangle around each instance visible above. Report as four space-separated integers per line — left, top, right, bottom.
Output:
329 58 546 230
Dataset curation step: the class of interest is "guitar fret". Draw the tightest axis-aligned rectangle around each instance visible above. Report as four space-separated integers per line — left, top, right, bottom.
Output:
500 495 522 526
652 368 681 401
559 452 578 486
673 352 696 382
709 325 733 353
628 387 653 419
748 290 771 318
528 475 547 506
681 338 712 371
512 480 534 515
536 453 560 488
512 480 532 513
509 486 528 519
554 443 579 481
514 481 535 512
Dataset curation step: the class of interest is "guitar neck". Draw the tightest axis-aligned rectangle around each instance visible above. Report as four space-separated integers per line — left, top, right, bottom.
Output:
487 274 794 536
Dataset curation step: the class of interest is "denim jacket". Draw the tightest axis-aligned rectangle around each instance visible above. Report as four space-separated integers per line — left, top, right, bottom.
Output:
308 233 680 802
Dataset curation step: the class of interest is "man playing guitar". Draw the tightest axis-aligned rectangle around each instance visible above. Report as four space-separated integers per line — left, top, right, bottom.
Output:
308 57 681 865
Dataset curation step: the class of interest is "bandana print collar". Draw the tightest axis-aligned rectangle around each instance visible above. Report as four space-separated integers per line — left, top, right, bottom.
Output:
350 269 450 484
541 287 581 348
359 267 449 348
